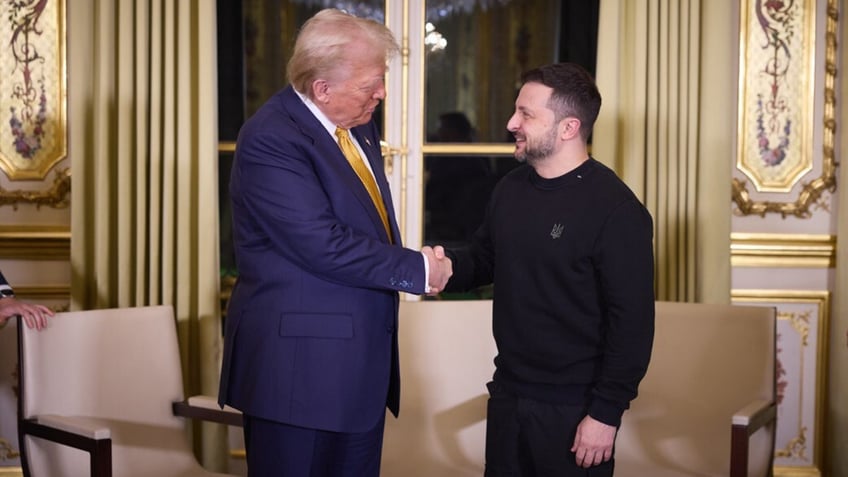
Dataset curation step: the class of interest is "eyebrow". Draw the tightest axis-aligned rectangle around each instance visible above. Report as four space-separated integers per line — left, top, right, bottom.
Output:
359 76 384 89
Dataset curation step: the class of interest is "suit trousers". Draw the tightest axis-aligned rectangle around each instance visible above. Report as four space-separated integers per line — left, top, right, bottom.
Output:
243 413 386 477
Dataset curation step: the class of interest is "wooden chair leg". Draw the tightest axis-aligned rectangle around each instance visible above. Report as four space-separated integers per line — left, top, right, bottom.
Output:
730 424 749 477
91 438 112 477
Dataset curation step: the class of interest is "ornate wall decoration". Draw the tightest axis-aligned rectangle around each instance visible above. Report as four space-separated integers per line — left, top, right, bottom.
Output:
0 0 66 180
0 167 69 209
733 0 838 217
732 290 829 476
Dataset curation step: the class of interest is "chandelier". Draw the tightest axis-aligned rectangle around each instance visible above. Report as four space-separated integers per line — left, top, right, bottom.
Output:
290 0 512 22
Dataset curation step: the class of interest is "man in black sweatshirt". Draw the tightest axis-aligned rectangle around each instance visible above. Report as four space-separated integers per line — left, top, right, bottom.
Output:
444 62 655 476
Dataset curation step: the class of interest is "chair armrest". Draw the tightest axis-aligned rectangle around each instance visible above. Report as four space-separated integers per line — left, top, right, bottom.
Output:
173 395 243 427
38 414 111 440
19 416 113 477
730 399 776 477
732 399 775 428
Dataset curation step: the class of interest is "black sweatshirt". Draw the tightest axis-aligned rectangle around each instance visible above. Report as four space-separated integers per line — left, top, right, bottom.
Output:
446 158 655 427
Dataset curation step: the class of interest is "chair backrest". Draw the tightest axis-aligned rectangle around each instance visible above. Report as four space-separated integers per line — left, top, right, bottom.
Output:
383 300 776 477
383 300 494 476
615 301 776 477
18 305 198 477
19 305 186 425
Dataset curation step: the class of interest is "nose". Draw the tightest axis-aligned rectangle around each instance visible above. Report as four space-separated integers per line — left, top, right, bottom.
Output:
374 83 386 100
506 112 520 132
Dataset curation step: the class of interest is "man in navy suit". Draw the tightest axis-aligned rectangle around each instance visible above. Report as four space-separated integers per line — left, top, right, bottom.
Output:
0 270 52 330
218 8 452 477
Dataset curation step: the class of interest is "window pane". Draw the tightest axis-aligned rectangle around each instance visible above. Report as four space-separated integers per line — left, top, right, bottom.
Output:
423 154 519 300
241 1 386 120
424 0 598 143
424 154 519 247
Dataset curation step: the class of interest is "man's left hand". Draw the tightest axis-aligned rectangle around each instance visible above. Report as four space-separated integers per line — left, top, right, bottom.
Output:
570 415 616 468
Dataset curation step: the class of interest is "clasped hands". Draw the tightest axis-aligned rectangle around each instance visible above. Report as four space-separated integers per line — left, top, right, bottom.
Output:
422 245 452 295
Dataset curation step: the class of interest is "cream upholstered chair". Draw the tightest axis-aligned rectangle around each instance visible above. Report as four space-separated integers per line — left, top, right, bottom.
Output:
17 305 242 477
382 300 776 477
614 301 777 477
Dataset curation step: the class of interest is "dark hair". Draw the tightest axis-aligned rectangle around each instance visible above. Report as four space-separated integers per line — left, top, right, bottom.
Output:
520 63 601 142
435 112 475 142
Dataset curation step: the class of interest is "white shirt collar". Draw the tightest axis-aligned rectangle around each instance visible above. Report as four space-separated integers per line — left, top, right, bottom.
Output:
292 87 374 174
294 88 341 141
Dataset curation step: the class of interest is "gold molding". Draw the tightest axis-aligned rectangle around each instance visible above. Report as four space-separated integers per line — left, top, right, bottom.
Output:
12 285 70 301
398 0 410 241
732 290 829 475
0 469 21 476
0 168 71 210
0 438 19 461
773 466 822 477
732 0 838 217
218 141 236 153
0 225 70 260
730 233 835 268
422 143 515 156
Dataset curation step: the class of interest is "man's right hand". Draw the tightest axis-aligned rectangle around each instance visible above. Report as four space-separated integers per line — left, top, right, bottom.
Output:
0 297 54 331
422 245 452 294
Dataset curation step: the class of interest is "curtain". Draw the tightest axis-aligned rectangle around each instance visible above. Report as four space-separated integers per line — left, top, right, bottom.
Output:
68 0 225 470
828 0 847 470
593 0 732 303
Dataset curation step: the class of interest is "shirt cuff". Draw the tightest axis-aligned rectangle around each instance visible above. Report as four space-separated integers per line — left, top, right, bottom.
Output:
422 252 431 294
0 285 14 299
588 396 626 428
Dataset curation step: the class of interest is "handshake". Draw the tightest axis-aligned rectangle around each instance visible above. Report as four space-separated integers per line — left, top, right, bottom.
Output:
422 245 452 295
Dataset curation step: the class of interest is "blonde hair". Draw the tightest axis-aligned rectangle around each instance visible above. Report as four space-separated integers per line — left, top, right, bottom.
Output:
287 9 399 98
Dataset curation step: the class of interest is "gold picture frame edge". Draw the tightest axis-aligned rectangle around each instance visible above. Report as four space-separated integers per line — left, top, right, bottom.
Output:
731 289 830 474
732 0 838 218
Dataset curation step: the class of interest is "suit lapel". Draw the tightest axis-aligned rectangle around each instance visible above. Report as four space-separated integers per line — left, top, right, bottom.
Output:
278 87 397 244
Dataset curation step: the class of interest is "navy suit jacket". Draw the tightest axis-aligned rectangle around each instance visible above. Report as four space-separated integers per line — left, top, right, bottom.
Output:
218 86 426 433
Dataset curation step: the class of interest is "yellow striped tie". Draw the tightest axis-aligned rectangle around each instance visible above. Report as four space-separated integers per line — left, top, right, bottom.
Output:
335 127 393 243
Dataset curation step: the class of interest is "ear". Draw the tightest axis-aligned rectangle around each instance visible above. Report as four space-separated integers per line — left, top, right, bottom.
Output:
560 117 582 140
311 79 331 104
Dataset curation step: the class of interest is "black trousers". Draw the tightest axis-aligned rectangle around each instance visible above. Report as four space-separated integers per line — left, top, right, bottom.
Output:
484 381 615 477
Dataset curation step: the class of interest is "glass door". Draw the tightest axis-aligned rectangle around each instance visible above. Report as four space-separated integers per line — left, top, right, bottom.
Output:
217 0 598 299
387 0 598 299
